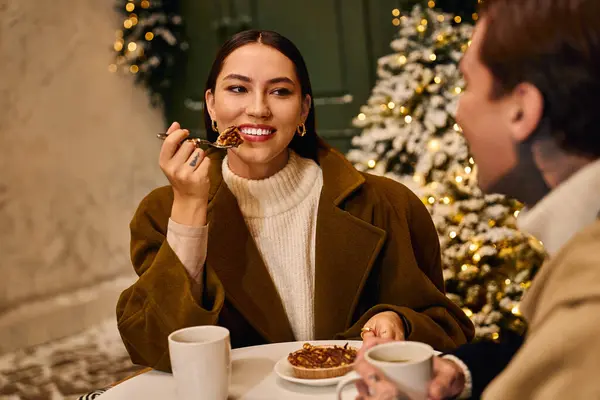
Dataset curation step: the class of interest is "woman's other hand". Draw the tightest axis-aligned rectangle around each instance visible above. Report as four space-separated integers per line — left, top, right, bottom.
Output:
361 311 405 341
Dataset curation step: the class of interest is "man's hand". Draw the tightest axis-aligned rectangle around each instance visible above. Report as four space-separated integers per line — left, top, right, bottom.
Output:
427 357 466 400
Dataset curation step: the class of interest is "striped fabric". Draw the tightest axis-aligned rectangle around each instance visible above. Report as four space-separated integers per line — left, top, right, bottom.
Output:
77 388 109 399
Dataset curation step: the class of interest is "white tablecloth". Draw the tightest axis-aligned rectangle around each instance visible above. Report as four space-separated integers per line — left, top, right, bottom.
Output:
99 340 361 399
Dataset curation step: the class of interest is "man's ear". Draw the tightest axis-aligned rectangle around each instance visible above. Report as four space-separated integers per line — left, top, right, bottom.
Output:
508 82 544 143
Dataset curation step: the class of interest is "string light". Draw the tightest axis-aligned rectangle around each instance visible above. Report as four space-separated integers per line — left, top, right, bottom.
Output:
387 101 396 109
461 264 469 271
492 333 500 340
141 0 150 8
469 157 475 164
417 25 426 33
368 160 377 168
454 16 462 23
358 113 366 121
473 253 481 262
511 305 521 316
129 65 139 74
130 15 139 25
393 18 401 26
416 86 424 94
127 42 137 52
456 176 464 183
392 9 400 17
434 76 442 84
126 2 135 12
399 106 407 114
114 40 124 51
505 279 511 285
465 166 472 174
428 197 436 205
421 19 428 25
428 139 441 151
380 104 388 111
124 19 133 29
453 123 462 132
450 231 457 239
145 32 154 41
436 34 445 42
442 196 451 205
469 243 479 252
514 210 520 218
428 1 436 8
429 53 437 61
437 15 445 22
404 115 413 123
398 55 407 65
454 87 462 94
472 13 479 21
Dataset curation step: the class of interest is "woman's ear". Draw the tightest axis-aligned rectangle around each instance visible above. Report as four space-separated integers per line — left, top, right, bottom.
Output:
205 89 216 121
509 82 544 143
301 94 311 122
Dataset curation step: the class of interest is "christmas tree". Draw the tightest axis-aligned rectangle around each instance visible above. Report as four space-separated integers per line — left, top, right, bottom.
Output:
347 3 547 341
110 0 188 106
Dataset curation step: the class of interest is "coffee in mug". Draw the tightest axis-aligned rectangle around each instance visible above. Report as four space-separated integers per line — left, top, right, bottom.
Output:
336 341 433 400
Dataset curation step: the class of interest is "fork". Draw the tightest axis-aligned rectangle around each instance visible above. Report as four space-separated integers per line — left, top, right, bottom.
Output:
156 133 237 149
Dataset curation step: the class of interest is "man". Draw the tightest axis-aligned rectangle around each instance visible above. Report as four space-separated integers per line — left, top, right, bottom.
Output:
355 0 600 398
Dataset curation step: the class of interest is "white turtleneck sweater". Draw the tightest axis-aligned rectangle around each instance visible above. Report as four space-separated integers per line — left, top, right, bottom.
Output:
166 151 324 341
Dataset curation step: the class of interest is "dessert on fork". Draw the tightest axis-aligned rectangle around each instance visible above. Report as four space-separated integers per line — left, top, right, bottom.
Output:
215 126 244 147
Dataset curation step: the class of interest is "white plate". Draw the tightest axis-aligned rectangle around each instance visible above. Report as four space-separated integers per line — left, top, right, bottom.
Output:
273 356 354 387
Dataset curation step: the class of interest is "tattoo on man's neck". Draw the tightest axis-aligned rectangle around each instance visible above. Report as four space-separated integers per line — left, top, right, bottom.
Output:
190 153 200 167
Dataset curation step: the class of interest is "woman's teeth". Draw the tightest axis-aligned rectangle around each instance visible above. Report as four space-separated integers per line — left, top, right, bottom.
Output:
240 128 273 136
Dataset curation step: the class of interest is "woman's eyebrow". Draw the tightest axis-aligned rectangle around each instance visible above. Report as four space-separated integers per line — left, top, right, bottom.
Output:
223 74 295 85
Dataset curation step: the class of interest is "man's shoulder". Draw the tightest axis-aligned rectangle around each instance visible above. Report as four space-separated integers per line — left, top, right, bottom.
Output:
553 219 600 275
530 220 600 322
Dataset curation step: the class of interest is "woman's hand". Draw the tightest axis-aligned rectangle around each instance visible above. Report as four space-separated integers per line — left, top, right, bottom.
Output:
361 311 406 341
159 122 212 226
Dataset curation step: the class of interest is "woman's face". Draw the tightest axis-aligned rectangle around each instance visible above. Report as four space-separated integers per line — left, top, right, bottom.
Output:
206 43 311 178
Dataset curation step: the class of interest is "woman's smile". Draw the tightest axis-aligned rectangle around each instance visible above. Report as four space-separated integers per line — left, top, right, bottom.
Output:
238 123 277 143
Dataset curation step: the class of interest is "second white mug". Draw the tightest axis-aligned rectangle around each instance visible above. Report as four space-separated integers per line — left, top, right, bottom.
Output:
168 325 231 400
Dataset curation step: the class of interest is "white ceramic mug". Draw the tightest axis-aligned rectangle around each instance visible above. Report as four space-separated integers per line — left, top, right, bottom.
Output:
168 325 231 400
336 341 434 400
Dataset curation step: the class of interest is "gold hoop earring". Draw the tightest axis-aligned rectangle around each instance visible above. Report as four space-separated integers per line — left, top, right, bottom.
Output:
297 123 306 137
212 120 218 132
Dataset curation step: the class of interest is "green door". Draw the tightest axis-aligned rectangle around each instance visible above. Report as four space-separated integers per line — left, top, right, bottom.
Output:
166 0 411 153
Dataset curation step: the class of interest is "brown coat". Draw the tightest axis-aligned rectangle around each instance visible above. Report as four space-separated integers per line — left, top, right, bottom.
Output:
116 142 474 372
484 220 600 399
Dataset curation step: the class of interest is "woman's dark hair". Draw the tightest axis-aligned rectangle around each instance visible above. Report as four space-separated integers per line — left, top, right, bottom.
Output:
478 0 600 158
204 30 318 161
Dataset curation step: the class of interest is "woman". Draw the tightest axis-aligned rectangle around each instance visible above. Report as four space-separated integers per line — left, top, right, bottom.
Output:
116 30 473 372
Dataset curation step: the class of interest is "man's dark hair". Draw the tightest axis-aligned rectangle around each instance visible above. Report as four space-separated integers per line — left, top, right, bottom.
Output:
479 0 600 158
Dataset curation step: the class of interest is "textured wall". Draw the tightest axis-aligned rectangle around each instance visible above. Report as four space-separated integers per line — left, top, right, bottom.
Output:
0 0 167 352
